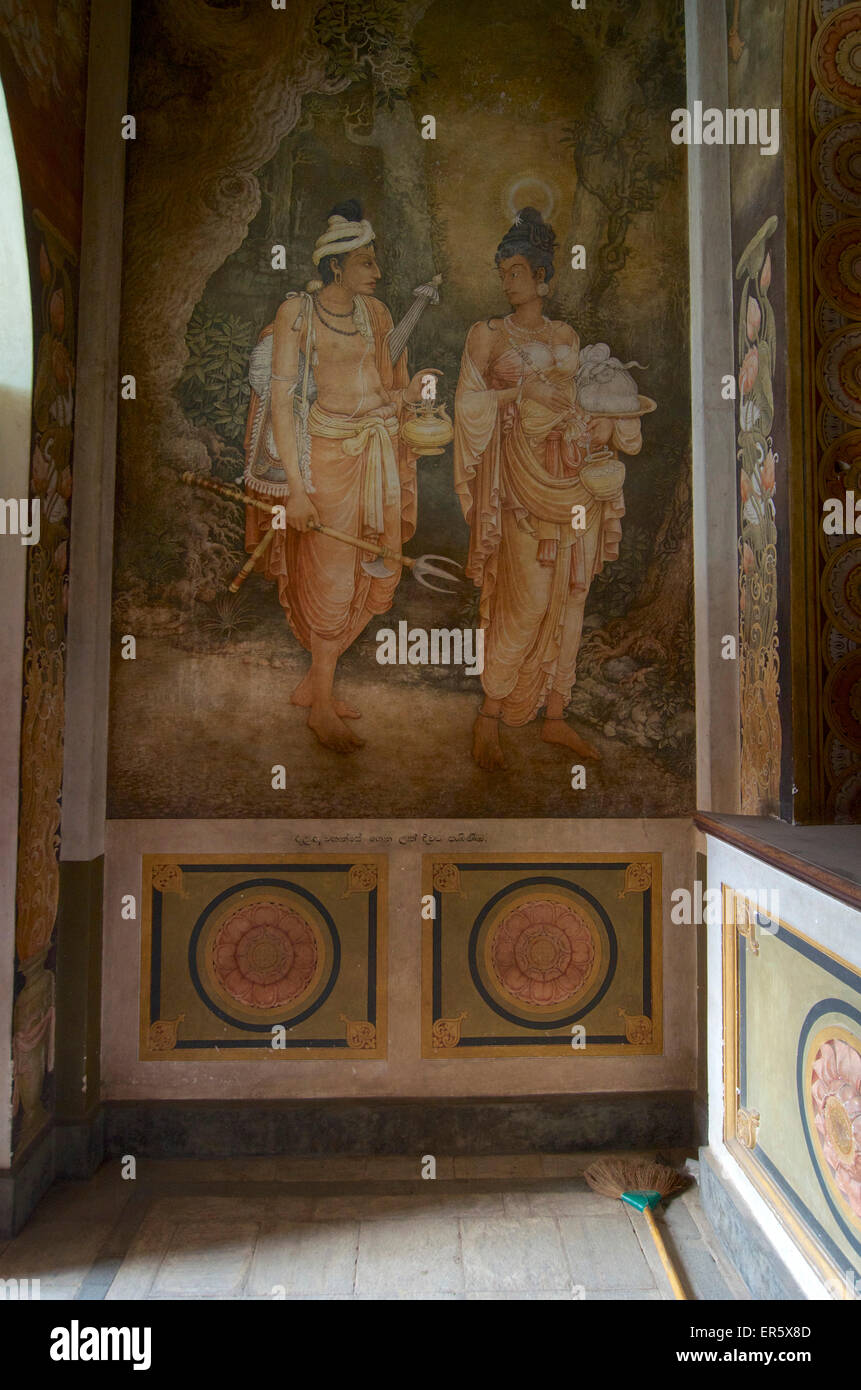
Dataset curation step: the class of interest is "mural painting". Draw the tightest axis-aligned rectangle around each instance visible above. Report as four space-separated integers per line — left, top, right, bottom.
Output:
422 853 662 1057
141 855 386 1061
108 0 695 821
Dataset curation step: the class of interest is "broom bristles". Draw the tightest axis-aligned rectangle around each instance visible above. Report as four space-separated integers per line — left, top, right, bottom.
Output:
584 1158 688 1200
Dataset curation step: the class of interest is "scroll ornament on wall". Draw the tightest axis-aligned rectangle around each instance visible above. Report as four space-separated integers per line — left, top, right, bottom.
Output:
432 1012 468 1051
148 1015 185 1052
736 217 781 816
737 1106 760 1151
617 861 652 898
618 1008 653 1045
342 863 378 895
339 1016 376 1049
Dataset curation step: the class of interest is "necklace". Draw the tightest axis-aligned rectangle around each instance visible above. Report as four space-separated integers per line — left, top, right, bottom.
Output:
503 316 556 388
313 298 360 336
504 313 552 342
503 318 561 400
314 295 355 318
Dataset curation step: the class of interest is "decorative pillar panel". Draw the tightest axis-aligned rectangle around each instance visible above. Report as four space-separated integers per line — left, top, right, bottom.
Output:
0 0 91 1159
787 0 861 822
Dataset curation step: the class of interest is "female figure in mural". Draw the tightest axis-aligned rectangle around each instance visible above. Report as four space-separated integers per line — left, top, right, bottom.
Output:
454 208 643 770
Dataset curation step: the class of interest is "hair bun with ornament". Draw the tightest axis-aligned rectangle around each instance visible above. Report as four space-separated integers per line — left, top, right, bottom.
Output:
519 207 557 254
495 206 558 282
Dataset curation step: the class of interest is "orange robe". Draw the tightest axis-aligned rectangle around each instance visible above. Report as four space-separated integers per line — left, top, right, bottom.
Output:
454 332 639 725
244 296 415 652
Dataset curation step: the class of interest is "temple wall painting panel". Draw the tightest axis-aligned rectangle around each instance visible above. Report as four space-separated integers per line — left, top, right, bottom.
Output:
729 0 861 824
422 853 662 1058
723 885 861 1295
140 854 386 1062
107 0 695 822
103 819 695 1100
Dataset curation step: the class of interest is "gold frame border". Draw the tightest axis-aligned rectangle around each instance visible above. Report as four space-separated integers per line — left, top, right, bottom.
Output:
140 853 387 1061
721 883 857 1298
421 852 662 1059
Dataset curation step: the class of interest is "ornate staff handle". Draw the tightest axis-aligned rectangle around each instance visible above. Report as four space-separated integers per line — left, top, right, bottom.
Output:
229 529 275 593
179 471 416 570
181 471 276 515
180 472 279 592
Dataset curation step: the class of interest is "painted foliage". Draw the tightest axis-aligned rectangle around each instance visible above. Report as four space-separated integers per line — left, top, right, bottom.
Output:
109 0 694 820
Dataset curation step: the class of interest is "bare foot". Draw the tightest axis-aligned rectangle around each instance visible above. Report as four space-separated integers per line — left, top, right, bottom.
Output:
291 675 361 719
541 718 601 761
472 713 506 771
307 706 366 753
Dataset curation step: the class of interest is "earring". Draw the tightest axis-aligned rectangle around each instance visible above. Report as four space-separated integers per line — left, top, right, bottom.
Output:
537 282 550 297
334 267 343 287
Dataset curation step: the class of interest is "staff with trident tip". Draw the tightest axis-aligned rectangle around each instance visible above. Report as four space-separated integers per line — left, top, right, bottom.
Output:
179 474 462 594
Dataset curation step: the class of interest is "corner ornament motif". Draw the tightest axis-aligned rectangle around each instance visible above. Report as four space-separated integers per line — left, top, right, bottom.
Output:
432 1012 468 1051
618 861 652 898
342 863 378 896
734 893 760 956
432 862 462 894
339 1015 376 1049
151 862 186 895
618 1008 653 1045
737 1106 761 1150
148 1014 184 1051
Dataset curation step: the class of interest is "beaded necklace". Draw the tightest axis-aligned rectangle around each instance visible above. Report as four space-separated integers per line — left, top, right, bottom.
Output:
314 296 360 336
314 296 355 317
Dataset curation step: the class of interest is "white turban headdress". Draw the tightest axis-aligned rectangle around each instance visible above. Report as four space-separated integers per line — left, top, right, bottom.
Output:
311 214 376 267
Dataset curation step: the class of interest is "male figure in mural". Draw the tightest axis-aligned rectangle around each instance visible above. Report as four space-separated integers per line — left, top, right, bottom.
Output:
244 200 440 752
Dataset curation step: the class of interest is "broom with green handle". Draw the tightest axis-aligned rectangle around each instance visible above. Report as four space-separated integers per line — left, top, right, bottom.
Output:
584 1159 689 1300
